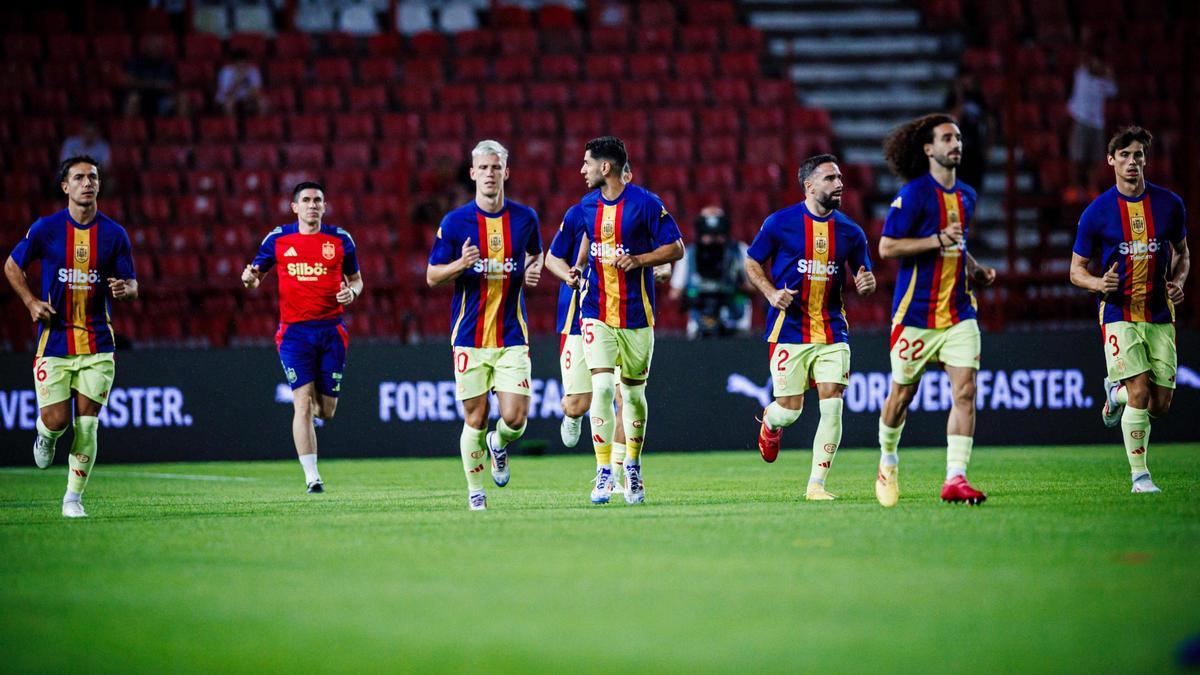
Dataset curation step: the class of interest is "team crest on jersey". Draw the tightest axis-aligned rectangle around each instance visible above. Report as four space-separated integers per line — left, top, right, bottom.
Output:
814 236 828 255
74 244 89 263
1130 215 1145 235
948 210 960 224
322 241 335 260
601 214 616 239
488 233 504 252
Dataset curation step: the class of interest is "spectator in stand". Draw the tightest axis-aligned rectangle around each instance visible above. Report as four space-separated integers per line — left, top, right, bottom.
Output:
215 49 266 116
122 34 188 118
943 73 989 192
1067 48 1118 198
59 122 111 169
669 205 753 339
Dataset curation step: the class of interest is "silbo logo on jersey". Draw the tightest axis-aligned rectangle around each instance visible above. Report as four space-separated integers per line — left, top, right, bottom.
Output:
796 258 837 280
287 262 329 281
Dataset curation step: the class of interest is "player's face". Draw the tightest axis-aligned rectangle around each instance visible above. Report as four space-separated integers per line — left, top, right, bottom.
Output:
581 151 608 189
61 163 100 206
804 162 843 210
926 123 963 169
291 189 326 225
469 153 508 198
1108 141 1146 184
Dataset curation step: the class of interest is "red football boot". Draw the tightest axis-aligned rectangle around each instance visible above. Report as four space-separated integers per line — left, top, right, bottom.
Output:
941 475 987 505
757 413 782 463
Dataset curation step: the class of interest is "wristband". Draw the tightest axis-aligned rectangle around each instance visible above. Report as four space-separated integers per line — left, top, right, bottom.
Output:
937 232 946 248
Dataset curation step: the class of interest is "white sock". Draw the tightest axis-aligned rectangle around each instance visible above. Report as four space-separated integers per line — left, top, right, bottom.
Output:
63 490 81 503
299 453 320 483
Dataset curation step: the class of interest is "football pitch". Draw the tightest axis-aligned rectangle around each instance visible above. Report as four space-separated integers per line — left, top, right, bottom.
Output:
2 444 1198 673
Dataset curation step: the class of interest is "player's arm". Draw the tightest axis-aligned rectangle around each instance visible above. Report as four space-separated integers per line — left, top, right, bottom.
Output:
614 238 684 271
1166 238 1190 305
4 255 56 321
878 230 957 259
336 271 364 305
241 264 264 289
744 255 797 310
964 251 997 286
1069 253 1119 294
107 277 138 300
427 237 480 287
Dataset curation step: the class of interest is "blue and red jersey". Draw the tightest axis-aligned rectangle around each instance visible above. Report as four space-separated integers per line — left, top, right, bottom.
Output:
883 174 979 329
548 204 587 337
429 200 542 348
252 223 359 324
1073 182 1187 324
747 203 871 345
8 209 136 358
574 184 682 329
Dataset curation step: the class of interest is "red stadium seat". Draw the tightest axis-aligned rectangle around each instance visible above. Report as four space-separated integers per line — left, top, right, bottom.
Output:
194 146 236 171
303 86 344 112
158 255 203 281
438 84 475 110
378 145 419 168
109 119 148 145
538 4 577 29
264 86 298 113
331 143 372 169
267 59 305 85
744 136 787 164
333 113 375 141
164 226 206 253
490 83 526 109
745 108 785 133
184 34 222 60
178 194 220 220
738 164 783 190
653 136 694 163
454 30 495 56
755 81 793 106
17 119 59 147
324 169 367 196
496 56 535 82
357 58 395 84
146 146 191 170
694 165 735 192
789 107 833 134
154 117 194 144
589 27 627 51
727 192 771 228
563 110 607 138
497 29 538 56
520 110 559 138
540 55 580 81
646 165 688 193
611 110 651 138
679 26 719 51
283 144 326 168
239 144 281 170
313 57 352 85
379 113 421 139
707 136 740 162
348 85 388 112
688 2 735 24
274 33 312 59
634 27 675 52
227 34 269 60
719 53 759 78
245 116 284 142
653 109 694 135
675 53 715 79
188 170 226 195
473 112 515 140
1 62 36 88
225 196 268 222
662 81 706 105
587 55 626 80
288 114 331 142
723 26 763 51
198 116 238 143
402 57 444 83
47 35 88 61
140 172 181 195
528 82 571 108
135 196 172 222
451 56 489 82
628 53 670 80
423 140 464 164
425 112 468 139
638 1 677 25
699 109 739 136
4 35 42 61
710 79 750 105
620 82 661 106
42 63 81 87
515 139 558 166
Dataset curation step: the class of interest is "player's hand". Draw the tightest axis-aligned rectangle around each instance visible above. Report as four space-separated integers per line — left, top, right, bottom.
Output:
108 277 134 300
768 285 799 310
614 253 642 271
941 222 963 247
566 266 583 289
25 298 56 322
1100 262 1120 294
1166 279 1185 305
336 280 356 305
971 265 997 287
524 262 542 287
460 237 481 269
241 264 261 289
854 266 876 296
653 263 672 282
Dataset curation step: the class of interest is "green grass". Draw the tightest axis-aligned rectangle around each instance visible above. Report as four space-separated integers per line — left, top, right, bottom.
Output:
2 445 1198 674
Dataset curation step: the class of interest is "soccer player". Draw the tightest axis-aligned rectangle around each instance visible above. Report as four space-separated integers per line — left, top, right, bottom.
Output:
562 136 684 505
4 156 138 518
242 181 362 493
426 140 543 511
875 114 997 507
745 154 876 499
1069 126 1189 493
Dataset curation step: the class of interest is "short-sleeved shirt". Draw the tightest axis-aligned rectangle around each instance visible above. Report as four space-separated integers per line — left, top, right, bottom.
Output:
8 209 136 357
576 184 682 329
548 204 587 336
429 200 542 348
1072 182 1188 324
747 203 871 344
252 223 359 325
883 174 979 329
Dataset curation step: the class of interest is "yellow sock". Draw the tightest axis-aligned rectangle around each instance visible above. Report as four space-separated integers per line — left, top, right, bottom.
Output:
621 382 648 463
1121 406 1151 478
66 416 99 495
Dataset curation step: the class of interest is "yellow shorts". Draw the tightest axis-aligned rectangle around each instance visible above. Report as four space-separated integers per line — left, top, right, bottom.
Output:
559 334 592 396
1102 321 1176 388
582 319 653 382
770 342 850 397
34 353 116 409
452 345 531 401
889 319 981 385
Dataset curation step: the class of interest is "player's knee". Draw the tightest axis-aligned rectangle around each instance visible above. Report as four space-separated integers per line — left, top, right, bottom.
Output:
562 394 589 417
953 382 977 407
1148 393 1172 418
503 410 528 429
317 400 338 420
40 410 70 431
592 373 616 408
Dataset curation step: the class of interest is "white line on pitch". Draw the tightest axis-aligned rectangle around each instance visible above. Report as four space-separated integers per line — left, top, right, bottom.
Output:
0 468 256 482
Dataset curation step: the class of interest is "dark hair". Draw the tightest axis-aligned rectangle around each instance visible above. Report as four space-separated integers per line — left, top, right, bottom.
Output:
1107 125 1152 157
798 153 839 184
882 113 958 181
585 136 628 174
292 181 325 202
59 155 100 183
